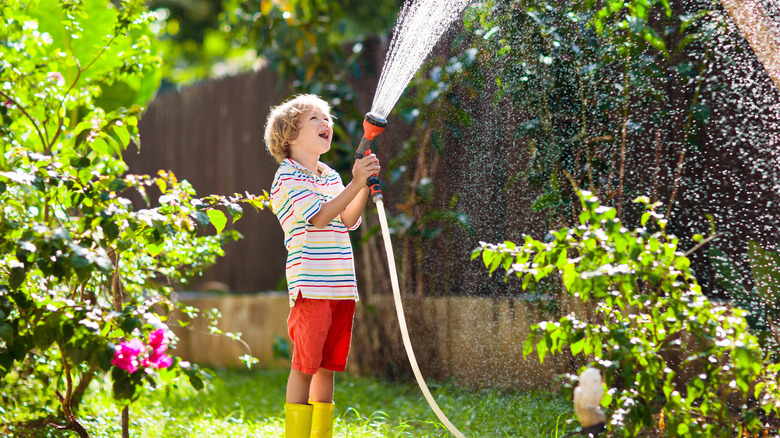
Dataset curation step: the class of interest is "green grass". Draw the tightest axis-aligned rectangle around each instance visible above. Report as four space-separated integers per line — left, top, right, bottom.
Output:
2 368 575 437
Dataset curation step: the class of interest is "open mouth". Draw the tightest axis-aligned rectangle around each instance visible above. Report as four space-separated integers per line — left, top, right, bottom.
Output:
319 130 330 140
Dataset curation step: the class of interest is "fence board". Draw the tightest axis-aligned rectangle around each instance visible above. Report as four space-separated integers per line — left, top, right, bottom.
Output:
127 71 288 292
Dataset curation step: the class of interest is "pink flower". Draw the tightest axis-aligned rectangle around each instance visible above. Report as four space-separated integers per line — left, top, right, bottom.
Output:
113 329 174 373
112 338 145 373
146 328 172 369
148 328 168 351
2 100 13 109
47 71 65 87
148 351 173 369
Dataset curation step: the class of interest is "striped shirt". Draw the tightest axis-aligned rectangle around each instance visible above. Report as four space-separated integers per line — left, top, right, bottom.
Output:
270 158 360 307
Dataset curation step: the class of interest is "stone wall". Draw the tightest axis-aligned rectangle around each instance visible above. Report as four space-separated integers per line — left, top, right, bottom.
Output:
170 292 576 390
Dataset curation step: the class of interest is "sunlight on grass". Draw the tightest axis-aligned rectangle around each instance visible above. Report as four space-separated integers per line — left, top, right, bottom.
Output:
3 368 575 437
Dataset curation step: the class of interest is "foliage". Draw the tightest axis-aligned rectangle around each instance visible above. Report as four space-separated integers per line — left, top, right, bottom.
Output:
146 0 252 86
472 192 780 437
217 0 404 176
710 242 780 361
148 0 402 88
459 0 724 224
0 0 267 434
359 0 765 302
1 368 575 437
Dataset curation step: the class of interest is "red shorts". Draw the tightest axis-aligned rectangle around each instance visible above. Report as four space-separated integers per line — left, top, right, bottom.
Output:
287 292 356 375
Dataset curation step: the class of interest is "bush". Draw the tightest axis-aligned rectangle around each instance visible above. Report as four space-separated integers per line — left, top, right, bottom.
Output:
0 1 266 434
473 192 780 437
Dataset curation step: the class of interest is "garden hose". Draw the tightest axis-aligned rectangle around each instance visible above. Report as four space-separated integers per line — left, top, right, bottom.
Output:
357 113 466 438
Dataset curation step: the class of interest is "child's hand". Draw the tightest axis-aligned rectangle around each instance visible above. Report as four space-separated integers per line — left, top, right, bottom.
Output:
353 154 381 186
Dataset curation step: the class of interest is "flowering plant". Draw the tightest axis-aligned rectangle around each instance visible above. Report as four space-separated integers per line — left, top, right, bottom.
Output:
0 1 265 436
112 328 174 374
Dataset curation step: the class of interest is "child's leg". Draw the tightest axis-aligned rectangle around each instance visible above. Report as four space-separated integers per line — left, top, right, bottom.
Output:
310 368 336 438
286 368 314 404
309 368 335 403
286 369 314 437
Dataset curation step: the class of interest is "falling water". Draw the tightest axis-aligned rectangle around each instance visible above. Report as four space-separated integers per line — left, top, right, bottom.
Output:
371 0 472 118
365 1 473 436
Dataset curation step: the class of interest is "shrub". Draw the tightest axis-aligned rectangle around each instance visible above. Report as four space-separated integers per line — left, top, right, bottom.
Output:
0 1 266 435
473 192 780 437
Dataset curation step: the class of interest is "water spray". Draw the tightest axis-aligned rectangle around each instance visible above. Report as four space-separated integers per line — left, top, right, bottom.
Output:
355 111 466 438
355 0 471 435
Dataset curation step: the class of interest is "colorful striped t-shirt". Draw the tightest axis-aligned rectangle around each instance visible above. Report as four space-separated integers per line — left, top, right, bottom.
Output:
270 158 360 307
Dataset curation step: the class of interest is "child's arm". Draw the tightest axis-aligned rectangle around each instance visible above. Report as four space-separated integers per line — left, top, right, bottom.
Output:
340 184 369 229
309 154 380 228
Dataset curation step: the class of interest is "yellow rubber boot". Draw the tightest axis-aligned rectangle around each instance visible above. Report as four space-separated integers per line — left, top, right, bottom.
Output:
310 401 334 438
285 403 313 438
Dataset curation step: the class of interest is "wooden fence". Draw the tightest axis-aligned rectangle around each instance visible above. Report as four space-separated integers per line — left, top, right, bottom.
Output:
126 70 289 292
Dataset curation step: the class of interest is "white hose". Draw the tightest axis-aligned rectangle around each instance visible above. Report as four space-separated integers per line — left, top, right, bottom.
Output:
374 199 466 438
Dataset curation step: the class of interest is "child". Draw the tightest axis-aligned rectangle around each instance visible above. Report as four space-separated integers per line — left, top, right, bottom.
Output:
265 94 381 438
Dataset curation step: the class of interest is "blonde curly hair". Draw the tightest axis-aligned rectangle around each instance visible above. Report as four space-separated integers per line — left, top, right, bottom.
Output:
264 94 332 163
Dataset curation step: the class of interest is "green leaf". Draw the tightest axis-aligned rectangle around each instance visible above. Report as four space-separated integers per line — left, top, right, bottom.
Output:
188 373 204 390
70 250 90 269
146 242 164 257
536 336 549 363
103 220 120 242
120 317 142 334
0 322 14 343
227 203 243 223
112 367 139 401
110 178 128 193
642 28 670 60
555 250 567 270
11 292 32 311
91 138 110 155
488 251 503 273
96 82 138 113
675 33 700 55
747 242 780 304
208 209 227 234
191 211 210 227
33 324 55 351
660 0 672 17
522 337 534 358
570 337 586 355
0 350 13 371
641 211 651 226
70 156 91 169
98 347 114 371
9 267 26 290
10 335 29 360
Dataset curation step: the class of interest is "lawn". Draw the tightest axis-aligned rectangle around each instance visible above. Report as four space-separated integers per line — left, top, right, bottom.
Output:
2 368 575 437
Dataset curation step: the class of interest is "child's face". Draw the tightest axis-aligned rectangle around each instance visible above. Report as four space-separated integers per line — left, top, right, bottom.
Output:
289 106 333 158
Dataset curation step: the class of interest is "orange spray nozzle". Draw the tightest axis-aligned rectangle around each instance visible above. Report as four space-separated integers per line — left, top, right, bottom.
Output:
355 112 387 203
363 112 387 140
